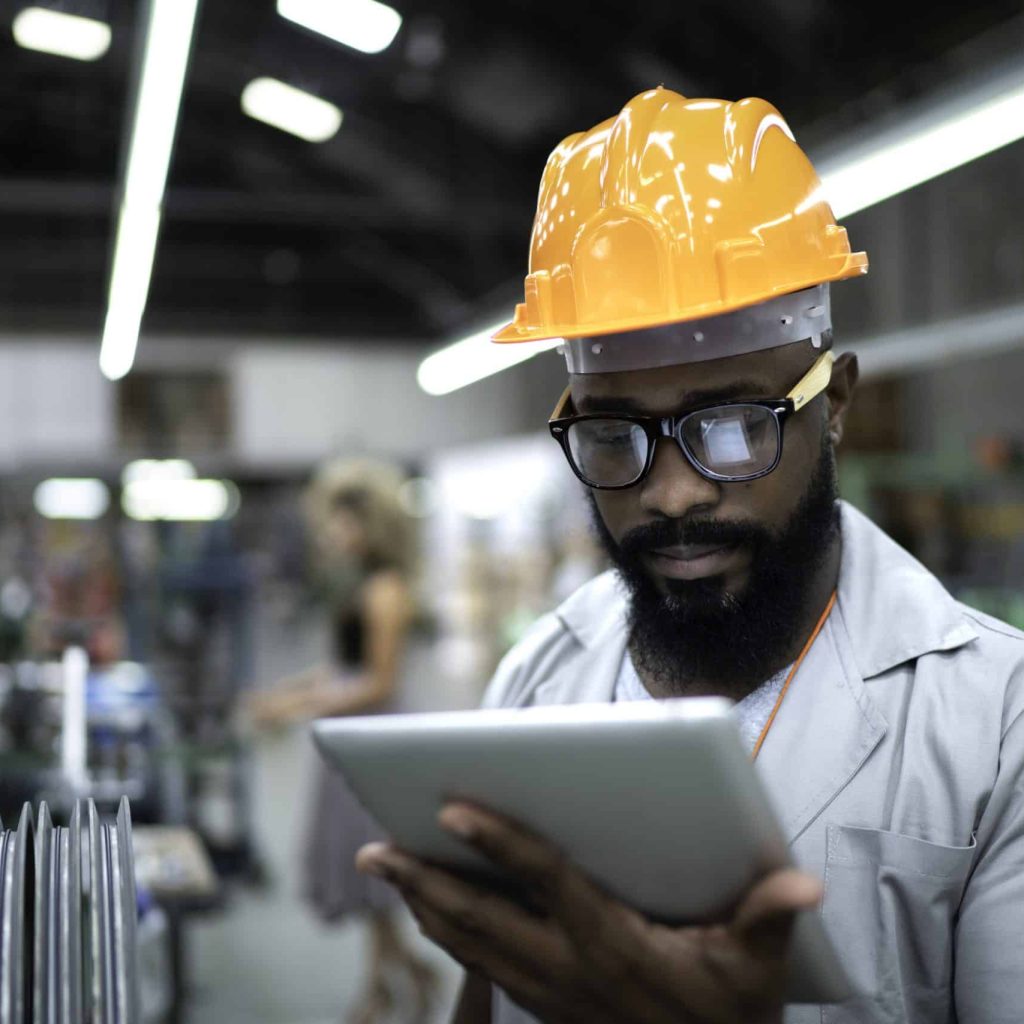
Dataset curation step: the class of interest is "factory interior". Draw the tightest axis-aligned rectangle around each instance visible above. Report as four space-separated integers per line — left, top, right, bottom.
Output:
1 1 1024 1022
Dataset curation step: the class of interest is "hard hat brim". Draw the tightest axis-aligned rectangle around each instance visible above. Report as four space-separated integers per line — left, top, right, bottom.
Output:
491 254 868 346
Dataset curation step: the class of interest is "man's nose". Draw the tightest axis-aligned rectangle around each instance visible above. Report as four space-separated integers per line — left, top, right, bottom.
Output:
638 436 721 520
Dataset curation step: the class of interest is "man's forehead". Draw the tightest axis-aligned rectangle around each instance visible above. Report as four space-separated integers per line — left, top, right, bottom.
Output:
570 343 816 411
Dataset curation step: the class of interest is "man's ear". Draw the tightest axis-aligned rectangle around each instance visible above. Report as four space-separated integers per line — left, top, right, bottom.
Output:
826 352 858 446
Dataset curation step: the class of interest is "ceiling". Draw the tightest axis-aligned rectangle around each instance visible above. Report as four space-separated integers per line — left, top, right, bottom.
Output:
1 0 1023 345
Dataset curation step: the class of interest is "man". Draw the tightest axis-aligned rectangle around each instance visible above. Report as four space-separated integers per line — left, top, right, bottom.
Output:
358 89 1024 1023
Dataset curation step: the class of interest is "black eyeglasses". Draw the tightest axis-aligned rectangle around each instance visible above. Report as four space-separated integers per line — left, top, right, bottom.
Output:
548 351 834 490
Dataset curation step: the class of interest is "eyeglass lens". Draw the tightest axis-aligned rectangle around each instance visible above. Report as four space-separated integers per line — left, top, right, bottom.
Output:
565 404 781 486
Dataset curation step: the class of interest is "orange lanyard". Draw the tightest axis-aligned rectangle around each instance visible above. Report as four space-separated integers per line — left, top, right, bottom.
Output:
751 591 837 761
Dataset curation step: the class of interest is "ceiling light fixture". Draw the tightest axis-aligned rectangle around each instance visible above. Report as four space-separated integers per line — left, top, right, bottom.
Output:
241 77 343 143
122 478 240 522
121 458 196 486
419 67 1024 395
34 479 111 520
819 79 1024 218
277 0 402 55
98 0 201 382
416 322 563 397
12 6 111 61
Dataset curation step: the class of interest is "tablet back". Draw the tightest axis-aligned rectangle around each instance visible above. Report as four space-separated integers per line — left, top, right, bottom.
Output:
312 699 852 1004
314 699 787 921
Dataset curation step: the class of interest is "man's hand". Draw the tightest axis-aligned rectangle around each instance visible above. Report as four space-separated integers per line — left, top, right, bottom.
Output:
356 803 821 1024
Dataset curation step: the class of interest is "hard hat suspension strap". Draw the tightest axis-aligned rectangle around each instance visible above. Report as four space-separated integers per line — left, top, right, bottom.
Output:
563 284 831 375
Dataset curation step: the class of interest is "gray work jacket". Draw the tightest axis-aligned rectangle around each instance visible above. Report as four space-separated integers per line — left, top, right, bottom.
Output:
482 502 1024 1024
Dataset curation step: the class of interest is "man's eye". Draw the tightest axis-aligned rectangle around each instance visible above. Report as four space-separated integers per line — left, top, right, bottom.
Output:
746 416 768 440
592 428 634 447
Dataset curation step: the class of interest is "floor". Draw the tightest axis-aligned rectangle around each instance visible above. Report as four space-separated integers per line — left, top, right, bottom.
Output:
183 727 463 1024
181 609 469 1024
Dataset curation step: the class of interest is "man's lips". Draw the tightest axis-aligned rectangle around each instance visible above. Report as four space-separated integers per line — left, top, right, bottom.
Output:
645 541 746 580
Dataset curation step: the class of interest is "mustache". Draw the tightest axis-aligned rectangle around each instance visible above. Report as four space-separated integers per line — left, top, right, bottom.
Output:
618 517 771 560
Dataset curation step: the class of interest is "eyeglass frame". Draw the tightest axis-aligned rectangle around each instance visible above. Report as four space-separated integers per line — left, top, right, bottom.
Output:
547 350 835 490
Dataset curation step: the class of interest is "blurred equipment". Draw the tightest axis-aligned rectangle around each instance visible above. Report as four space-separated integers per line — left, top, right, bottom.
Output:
493 88 867 348
2 798 141 1024
132 825 218 903
130 825 218 1024
0 655 181 830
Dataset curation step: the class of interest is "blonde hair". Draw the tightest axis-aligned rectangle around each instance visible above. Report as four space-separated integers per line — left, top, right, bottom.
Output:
305 458 417 577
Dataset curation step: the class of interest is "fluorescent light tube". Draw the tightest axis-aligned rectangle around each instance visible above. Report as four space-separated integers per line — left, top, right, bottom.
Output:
100 204 160 380
34 479 110 520
122 459 196 486
121 0 202 211
13 7 111 61
819 80 1024 218
417 322 563 396
277 0 402 55
123 479 240 521
99 0 200 381
241 77 343 142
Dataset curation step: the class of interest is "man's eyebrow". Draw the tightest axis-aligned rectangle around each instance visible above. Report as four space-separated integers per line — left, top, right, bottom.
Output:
575 380 767 415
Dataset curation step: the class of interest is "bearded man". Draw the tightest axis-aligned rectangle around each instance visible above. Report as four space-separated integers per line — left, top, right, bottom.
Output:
358 89 1024 1024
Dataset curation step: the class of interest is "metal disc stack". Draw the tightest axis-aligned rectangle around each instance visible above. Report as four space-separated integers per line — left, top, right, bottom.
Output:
1 806 33 1024
34 803 83 1024
0 799 139 1023
87 799 139 1024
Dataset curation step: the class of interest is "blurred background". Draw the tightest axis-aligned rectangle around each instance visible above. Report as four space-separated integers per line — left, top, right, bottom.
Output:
1 0 1023 1021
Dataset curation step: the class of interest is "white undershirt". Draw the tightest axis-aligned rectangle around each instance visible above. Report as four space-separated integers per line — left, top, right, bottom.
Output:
613 650 790 754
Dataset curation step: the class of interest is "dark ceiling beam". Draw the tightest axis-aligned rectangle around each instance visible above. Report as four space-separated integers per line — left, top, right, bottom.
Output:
334 234 471 331
0 178 525 232
180 46 529 225
0 303 421 338
0 180 113 217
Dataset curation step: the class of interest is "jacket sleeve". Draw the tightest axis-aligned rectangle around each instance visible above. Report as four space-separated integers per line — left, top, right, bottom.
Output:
953 658 1024 1024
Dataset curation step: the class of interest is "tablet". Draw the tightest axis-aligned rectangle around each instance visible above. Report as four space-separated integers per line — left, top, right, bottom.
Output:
312 698 852 1004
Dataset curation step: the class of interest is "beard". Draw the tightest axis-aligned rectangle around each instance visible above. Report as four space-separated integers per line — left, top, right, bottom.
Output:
587 434 840 699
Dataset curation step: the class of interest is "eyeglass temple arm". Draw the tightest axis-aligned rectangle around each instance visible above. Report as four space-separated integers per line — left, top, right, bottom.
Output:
549 385 572 420
786 351 834 411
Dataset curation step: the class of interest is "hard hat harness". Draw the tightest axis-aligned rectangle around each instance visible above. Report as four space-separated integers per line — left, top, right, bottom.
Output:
563 284 831 375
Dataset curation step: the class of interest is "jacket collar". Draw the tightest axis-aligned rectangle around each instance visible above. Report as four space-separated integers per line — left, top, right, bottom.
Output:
554 568 628 650
835 502 976 677
764 503 975 843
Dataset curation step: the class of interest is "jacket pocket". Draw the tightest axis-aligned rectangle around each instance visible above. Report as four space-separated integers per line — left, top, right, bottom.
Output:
821 824 976 1024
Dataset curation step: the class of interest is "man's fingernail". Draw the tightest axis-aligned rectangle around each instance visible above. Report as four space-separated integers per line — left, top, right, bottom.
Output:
439 806 477 840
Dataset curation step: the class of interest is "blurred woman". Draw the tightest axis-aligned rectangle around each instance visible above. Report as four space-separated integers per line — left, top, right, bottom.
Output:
247 458 438 1024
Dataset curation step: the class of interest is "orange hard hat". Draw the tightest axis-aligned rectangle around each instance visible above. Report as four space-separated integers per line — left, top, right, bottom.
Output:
493 88 867 351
